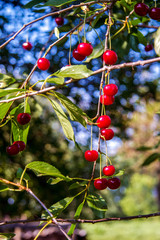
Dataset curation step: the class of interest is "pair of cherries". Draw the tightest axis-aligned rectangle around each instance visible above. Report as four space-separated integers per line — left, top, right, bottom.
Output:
6 113 31 155
94 177 121 190
134 3 160 20
73 43 93 61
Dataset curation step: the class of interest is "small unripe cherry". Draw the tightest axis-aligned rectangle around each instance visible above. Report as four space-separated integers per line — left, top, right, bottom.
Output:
13 141 26 152
100 95 114 105
103 50 117 65
72 49 86 61
103 84 118 96
100 128 114 140
17 113 31 125
108 177 121 190
22 42 32 50
37 58 50 71
103 165 115 176
77 43 93 56
97 115 111 129
84 150 98 162
6 144 19 155
94 178 108 190
145 44 153 52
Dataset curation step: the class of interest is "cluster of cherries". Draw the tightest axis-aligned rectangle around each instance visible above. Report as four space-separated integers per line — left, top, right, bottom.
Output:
6 113 31 155
84 49 121 190
134 2 160 20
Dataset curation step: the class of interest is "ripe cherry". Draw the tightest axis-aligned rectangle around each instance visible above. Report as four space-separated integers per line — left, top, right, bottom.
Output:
22 42 32 50
97 115 111 128
103 50 117 65
107 177 121 190
84 150 98 162
13 141 26 152
134 3 149 16
94 178 108 190
37 58 50 71
145 44 153 52
100 95 114 105
55 17 64 26
103 165 115 176
100 128 114 140
77 43 93 57
149 7 160 20
17 113 31 125
103 84 118 96
72 49 86 61
6 144 19 155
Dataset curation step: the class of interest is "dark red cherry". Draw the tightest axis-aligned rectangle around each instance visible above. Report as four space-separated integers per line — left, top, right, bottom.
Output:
107 177 121 190
37 58 50 71
100 128 114 140
145 44 153 52
17 113 31 125
149 7 160 20
22 42 32 50
103 50 117 65
100 95 115 105
13 141 26 152
84 150 98 162
6 144 19 155
94 178 108 190
97 115 111 128
103 165 115 176
103 84 118 96
134 3 149 16
77 43 93 56
55 17 64 26
72 49 86 61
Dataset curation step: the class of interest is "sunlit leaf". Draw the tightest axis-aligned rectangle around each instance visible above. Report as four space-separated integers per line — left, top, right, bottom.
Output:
0 185 9 192
154 27 160 56
0 233 15 240
0 74 15 88
54 27 60 39
0 102 13 121
87 193 107 218
0 88 25 98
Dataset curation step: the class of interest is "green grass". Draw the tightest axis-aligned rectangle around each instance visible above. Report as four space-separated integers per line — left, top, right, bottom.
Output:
82 218 160 240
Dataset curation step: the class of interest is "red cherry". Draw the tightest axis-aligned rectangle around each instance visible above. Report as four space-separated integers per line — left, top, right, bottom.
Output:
103 84 118 96
97 115 111 128
107 177 121 190
72 49 86 61
149 7 160 20
22 42 32 50
145 44 153 52
17 113 31 125
55 17 64 26
100 95 114 105
77 43 93 56
37 58 50 71
6 144 19 155
84 150 98 162
13 141 26 152
94 178 108 190
103 165 115 176
134 3 149 16
103 50 117 65
100 128 114 140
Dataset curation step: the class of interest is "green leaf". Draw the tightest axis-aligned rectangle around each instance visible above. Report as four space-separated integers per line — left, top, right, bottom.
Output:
154 27 160 56
10 102 31 144
142 153 160 166
26 161 66 179
46 76 64 85
47 176 71 185
132 30 147 46
0 185 9 192
114 169 125 177
54 91 91 127
49 99 75 141
0 233 15 240
69 181 86 190
136 146 153 151
0 88 25 98
42 196 75 218
16 168 30 181
87 193 107 218
54 27 60 39
0 102 13 121
53 65 93 79
44 0 76 7
23 0 44 8
85 41 104 63
0 74 15 88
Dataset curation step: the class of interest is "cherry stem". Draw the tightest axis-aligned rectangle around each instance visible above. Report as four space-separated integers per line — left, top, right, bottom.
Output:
90 124 93 151
155 0 157 7
100 153 102 179
105 141 108 165
78 27 80 44
83 11 87 43
89 23 104 48
69 34 72 65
